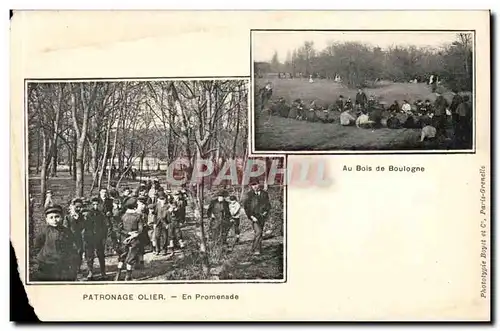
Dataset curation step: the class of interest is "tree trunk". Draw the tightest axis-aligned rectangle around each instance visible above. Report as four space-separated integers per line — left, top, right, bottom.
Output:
40 131 48 204
98 122 112 190
107 128 119 189
196 179 210 278
36 130 41 174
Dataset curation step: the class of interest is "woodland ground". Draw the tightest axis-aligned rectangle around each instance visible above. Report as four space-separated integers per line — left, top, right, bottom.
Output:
26 172 284 281
254 77 470 151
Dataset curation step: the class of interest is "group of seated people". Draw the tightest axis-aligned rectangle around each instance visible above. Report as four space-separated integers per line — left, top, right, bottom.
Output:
265 92 470 133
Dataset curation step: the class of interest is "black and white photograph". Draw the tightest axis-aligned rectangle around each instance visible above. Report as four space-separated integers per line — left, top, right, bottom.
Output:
26 78 285 283
252 30 474 153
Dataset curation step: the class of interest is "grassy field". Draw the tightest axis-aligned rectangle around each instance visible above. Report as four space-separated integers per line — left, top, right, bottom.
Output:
27 173 284 281
254 77 469 151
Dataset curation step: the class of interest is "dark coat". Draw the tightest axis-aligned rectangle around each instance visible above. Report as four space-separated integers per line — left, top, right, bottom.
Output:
355 92 367 107
34 225 79 267
84 209 111 242
434 96 449 116
207 199 230 222
98 197 114 217
243 189 271 221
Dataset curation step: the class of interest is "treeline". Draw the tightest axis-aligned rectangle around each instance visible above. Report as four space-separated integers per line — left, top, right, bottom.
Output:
28 80 249 202
259 33 472 91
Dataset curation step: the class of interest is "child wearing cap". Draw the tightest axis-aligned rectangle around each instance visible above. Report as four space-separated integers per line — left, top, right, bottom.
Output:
63 198 85 273
228 195 242 244
147 204 159 255
115 198 144 281
167 195 186 251
33 205 80 281
83 197 113 280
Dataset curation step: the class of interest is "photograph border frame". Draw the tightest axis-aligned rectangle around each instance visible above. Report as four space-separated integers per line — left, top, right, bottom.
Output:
23 76 288 286
249 29 477 155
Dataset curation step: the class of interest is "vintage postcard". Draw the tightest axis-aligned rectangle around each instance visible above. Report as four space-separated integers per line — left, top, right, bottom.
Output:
10 11 490 322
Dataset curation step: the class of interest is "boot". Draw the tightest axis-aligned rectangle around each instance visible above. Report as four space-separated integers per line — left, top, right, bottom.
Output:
124 271 132 281
114 269 122 281
86 269 94 281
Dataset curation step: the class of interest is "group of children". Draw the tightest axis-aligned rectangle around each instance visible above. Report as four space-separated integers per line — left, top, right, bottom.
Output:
32 180 190 282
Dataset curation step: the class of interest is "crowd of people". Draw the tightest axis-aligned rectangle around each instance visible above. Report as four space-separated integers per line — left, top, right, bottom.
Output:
261 82 473 145
30 178 272 282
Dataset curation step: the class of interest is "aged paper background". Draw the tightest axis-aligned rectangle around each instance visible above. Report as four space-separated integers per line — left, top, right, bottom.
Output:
10 10 490 321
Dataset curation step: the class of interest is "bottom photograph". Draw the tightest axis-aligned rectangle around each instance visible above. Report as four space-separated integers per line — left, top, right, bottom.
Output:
26 79 285 283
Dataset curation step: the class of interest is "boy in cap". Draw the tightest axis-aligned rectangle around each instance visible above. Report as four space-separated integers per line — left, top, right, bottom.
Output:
207 190 231 247
115 197 144 281
83 197 113 280
136 196 149 268
33 205 80 281
63 198 85 273
167 192 186 250
155 191 170 255
243 180 272 256
147 203 159 255
228 195 242 244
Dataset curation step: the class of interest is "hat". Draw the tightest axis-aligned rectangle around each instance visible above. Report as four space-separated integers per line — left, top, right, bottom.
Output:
137 196 148 204
91 197 100 203
165 189 172 194
113 198 121 204
124 197 138 209
72 198 83 205
123 187 131 191
157 191 166 199
249 179 260 186
217 190 228 197
148 204 156 210
45 204 63 215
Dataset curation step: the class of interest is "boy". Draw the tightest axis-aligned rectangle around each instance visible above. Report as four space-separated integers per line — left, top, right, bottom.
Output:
243 181 271 256
115 198 144 281
136 196 149 268
228 195 242 244
33 205 80 281
63 198 85 273
147 204 159 255
168 193 186 251
84 197 112 280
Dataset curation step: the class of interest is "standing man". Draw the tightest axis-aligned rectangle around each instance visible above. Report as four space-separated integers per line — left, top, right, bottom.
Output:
243 180 272 256
433 92 450 139
355 88 368 111
455 95 472 147
449 90 463 138
335 95 345 111
207 190 231 248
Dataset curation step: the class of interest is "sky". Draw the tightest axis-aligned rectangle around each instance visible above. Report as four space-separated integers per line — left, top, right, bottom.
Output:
252 31 468 62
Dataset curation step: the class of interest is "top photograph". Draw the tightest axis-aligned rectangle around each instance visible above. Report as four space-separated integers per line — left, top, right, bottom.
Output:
251 30 475 154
